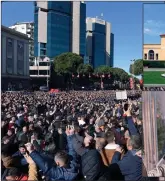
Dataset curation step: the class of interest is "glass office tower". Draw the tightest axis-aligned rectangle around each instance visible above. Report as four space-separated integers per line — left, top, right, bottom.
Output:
86 17 114 68
34 1 86 59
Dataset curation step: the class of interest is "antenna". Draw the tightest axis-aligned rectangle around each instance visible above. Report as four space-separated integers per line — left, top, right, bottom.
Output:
101 13 103 19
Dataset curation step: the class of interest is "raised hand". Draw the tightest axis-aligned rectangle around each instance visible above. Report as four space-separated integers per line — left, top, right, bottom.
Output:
24 153 35 164
58 128 63 135
25 142 34 154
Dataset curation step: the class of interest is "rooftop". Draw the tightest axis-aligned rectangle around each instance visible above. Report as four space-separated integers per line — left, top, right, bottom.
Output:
160 34 165 37
1 25 31 40
14 22 34 25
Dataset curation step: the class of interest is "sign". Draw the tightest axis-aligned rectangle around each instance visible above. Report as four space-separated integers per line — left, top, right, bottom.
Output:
116 91 127 100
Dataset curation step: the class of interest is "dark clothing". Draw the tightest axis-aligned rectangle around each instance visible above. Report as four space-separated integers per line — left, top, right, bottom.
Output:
111 150 142 181
1 135 18 155
72 135 110 181
127 116 139 136
30 135 79 181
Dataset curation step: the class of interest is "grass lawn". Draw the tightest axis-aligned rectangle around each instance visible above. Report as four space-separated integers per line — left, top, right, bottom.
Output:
143 71 165 84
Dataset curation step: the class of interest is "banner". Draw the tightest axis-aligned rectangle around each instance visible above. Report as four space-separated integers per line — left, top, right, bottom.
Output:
116 91 127 100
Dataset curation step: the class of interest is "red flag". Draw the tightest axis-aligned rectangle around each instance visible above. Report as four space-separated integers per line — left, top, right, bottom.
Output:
130 78 134 89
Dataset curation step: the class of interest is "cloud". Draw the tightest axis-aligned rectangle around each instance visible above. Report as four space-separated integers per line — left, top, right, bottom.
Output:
144 20 165 36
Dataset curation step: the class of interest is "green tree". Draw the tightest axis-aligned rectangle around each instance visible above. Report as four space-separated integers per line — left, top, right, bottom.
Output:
156 102 165 160
53 52 83 75
112 67 129 82
77 63 94 74
95 65 113 74
129 59 143 76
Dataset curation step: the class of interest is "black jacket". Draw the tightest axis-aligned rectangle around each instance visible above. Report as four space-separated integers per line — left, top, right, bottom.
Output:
72 135 110 181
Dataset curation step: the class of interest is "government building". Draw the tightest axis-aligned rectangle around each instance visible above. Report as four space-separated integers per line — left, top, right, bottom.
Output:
143 34 165 60
1 25 30 91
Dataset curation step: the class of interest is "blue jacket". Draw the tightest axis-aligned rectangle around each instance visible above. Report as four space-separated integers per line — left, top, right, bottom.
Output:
12 151 28 165
30 135 79 181
111 150 142 181
127 116 139 136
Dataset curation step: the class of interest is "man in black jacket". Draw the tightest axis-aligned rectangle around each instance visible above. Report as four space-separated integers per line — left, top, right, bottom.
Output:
71 132 110 181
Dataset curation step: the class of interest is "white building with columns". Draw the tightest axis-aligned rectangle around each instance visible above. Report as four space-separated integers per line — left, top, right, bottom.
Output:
1 25 30 90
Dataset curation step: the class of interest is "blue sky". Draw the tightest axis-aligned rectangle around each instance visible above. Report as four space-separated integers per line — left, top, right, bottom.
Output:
2 2 144 73
144 3 165 44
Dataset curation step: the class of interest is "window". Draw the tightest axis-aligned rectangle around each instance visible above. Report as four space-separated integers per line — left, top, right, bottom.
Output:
40 49 46 56
144 54 147 60
156 54 159 60
148 50 154 60
40 43 46 48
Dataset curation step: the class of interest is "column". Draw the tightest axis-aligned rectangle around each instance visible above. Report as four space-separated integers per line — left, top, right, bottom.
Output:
2 35 6 74
14 39 17 75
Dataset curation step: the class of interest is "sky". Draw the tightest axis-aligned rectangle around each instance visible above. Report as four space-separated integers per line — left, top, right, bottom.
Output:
2 1 145 73
144 3 165 44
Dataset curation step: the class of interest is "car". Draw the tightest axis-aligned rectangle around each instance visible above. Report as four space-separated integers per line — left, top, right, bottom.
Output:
39 86 49 92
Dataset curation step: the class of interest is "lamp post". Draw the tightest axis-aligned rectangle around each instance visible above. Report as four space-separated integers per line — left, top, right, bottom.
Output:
130 59 136 94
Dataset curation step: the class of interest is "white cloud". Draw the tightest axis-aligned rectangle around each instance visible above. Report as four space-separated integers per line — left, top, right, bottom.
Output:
144 19 165 36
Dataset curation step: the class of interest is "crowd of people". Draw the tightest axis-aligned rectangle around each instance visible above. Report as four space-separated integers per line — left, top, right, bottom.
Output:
1 90 146 181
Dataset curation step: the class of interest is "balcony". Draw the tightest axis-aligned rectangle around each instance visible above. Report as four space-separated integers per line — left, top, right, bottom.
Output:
30 66 50 70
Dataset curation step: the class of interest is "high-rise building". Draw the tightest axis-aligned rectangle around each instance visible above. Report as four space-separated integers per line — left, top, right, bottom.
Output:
9 22 34 62
86 17 114 68
34 1 86 59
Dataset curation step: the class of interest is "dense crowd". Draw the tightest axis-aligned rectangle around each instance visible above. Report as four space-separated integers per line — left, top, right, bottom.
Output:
1 90 146 181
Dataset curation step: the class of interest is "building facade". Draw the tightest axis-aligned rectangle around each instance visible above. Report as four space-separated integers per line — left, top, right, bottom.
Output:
86 17 114 68
34 1 86 59
29 57 51 88
1 25 30 90
9 22 34 62
143 34 165 60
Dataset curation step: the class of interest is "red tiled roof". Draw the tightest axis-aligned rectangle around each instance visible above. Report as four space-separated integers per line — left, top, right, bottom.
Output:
160 34 165 36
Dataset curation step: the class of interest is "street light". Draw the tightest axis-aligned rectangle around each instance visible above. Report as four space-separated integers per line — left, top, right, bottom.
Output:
130 59 136 94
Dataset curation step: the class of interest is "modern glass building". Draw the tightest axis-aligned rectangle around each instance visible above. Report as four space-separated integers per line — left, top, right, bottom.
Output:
34 1 86 59
86 17 114 68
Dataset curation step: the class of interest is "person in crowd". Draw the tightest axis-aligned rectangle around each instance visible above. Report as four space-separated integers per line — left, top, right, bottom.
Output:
1 90 144 181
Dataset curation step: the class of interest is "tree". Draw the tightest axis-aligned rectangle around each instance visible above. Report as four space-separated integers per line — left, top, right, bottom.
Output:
53 52 83 75
156 101 165 160
112 67 129 82
129 59 143 76
77 64 94 74
95 65 113 74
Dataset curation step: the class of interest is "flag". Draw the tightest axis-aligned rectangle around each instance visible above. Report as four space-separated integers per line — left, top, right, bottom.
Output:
130 78 134 89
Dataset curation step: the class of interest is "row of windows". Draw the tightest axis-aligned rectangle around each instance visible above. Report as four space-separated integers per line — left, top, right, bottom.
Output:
144 50 159 60
30 70 49 75
48 2 71 15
